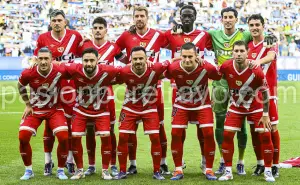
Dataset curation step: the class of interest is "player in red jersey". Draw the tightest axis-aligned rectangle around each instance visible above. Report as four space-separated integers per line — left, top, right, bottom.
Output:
59 48 120 180
33 10 83 175
114 46 168 180
247 14 280 178
164 43 221 181
78 17 128 177
164 5 213 172
18 48 69 180
217 41 275 182
115 6 170 175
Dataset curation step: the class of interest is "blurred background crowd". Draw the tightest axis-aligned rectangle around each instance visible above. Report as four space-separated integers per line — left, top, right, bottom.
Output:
1 0 300 57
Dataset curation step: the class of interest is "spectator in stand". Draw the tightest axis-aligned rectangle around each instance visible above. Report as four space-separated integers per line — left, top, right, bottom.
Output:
288 39 297 56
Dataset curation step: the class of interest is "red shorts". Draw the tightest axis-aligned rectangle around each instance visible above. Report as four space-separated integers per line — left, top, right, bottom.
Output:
72 112 110 136
119 109 160 135
224 111 265 132
172 107 214 129
269 99 279 125
19 110 68 136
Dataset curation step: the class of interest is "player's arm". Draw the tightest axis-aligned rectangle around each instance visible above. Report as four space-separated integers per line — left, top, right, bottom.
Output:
206 62 223 81
115 51 129 64
18 79 33 118
249 51 276 68
259 89 271 132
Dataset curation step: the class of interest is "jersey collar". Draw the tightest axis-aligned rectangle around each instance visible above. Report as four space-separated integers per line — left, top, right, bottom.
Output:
37 64 53 78
179 61 198 75
183 28 196 35
131 65 148 78
83 65 99 80
51 29 66 43
233 60 248 76
136 28 150 38
252 39 264 48
92 41 108 50
222 29 239 40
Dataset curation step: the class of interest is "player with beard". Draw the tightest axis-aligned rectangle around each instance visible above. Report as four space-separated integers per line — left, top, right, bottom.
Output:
33 9 83 175
59 48 120 180
115 6 170 175
78 17 128 177
247 14 280 178
18 47 69 180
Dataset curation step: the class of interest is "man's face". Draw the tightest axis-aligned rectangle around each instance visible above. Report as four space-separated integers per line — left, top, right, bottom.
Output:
133 10 148 30
221 11 238 30
83 53 98 74
181 48 197 71
37 52 52 72
131 50 147 71
50 14 66 32
180 8 196 27
233 45 248 64
248 19 264 37
92 23 107 40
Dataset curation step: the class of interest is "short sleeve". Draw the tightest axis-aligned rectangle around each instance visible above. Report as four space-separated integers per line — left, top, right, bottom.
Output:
164 64 173 79
243 31 252 44
115 32 127 51
18 70 30 86
255 68 268 92
33 36 43 56
205 62 222 80
205 32 213 50
154 60 170 75
159 31 169 48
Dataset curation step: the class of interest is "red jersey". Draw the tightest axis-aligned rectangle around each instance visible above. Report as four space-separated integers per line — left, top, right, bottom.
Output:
248 40 278 98
165 60 221 110
78 40 121 65
219 59 268 114
165 29 212 58
62 63 119 117
116 62 169 113
116 28 167 63
34 29 83 62
18 64 65 113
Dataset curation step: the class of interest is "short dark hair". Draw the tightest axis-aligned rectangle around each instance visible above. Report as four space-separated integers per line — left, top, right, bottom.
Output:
180 5 197 17
131 46 146 56
82 48 98 58
221 7 238 18
50 9 66 19
233 40 248 50
247 14 265 26
133 6 148 17
38 47 52 56
181 42 196 53
92 17 107 28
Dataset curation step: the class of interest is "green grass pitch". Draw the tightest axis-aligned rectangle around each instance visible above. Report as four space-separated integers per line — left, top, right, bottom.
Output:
0 81 300 185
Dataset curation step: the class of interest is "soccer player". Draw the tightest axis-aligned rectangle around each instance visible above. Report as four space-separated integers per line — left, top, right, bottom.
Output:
115 6 170 175
164 4 213 172
18 47 69 180
217 40 275 182
78 17 128 177
247 14 280 177
114 46 168 180
165 42 221 180
34 9 83 175
60 48 120 180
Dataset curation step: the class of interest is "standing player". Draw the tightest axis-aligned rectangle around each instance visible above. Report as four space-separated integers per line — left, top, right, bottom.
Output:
115 6 170 175
247 14 280 177
164 43 221 180
33 9 83 175
78 17 128 177
217 41 275 182
60 48 120 180
18 48 69 180
164 4 213 171
114 46 168 180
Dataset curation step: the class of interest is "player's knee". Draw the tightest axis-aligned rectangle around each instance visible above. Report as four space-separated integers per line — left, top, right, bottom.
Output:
171 128 184 138
260 132 272 144
223 130 236 142
19 130 32 143
56 131 69 143
100 134 110 137
201 127 214 139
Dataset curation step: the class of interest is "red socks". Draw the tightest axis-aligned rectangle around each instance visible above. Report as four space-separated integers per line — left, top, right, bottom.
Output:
43 122 55 153
171 128 184 168
222 131 235 167
251 128 264 161
272 130 280 165
101 136 112 169
19 130 32 166
159 125 167 159
149 133 162 172
201 127 215 169
197 126 205 157
111 132 117 166
72 137 83 169
118 133 129 172
128 134 137 161
86 126 96 166
260 132 274 167
56 131 69 168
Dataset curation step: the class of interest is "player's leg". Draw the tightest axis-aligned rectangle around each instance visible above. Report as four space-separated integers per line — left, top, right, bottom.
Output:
170 108 188 180
250 122 265 176
142 111 164 180
48 110 69 180
270 99 280 178
84 123 96 176
236 118 247 175
127 128 138 174
19 115 41 180
115 109 137 180
212 79 229 175
43 121 55 176
70 113 86 180
95 115 112 180
250 112 275 182
218 112 244 181
197 108 217 180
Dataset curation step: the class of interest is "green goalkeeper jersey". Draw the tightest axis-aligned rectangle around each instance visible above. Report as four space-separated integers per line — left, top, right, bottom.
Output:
208 29 252 65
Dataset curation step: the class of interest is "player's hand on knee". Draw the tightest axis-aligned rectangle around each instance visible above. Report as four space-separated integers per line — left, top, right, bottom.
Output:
259 115 272 132
22 105 33 119
171 23 183 34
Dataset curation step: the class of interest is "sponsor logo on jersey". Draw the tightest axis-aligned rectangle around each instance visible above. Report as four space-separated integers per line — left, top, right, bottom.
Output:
251 53 257 58
224 42 230 48
129 79 135 83
184 38 191 43
236 80 242 86
186 80 193 85
178 75 183 78
34 79 40 83
57 47 64 53
42 83 49 88
50 44 55 48
137 84 144 88
140 42 147 47
78 78 84 82
55 53 76 62
133 37 137 41
229 74 233 78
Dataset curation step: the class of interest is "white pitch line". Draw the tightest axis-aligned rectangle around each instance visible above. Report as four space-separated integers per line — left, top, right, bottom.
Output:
0 112 23 114
0 92 17 96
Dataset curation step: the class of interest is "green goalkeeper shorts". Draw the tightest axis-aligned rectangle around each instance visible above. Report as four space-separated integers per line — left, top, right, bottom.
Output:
212 78 230 113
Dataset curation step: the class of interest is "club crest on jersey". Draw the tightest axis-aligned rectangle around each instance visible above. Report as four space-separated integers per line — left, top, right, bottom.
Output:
57 47 64 53
224 42 230 48
186 80 193 85
42 83 49 88
184 38 191 43
236 80 242 86
251 53 257 58
140 42 147 47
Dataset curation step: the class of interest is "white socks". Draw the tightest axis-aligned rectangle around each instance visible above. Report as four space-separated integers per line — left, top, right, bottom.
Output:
160 158 167 165
67 151 74 163
130 160 136 166
45 152 52 164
